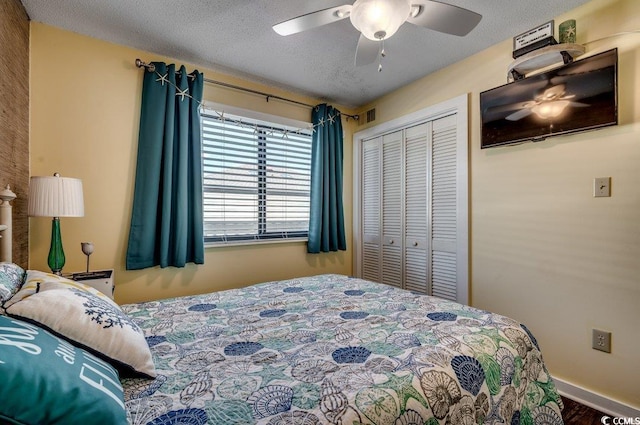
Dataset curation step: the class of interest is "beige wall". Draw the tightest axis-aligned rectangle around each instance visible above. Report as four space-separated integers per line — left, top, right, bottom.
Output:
357 0 639 410
29 23 355 305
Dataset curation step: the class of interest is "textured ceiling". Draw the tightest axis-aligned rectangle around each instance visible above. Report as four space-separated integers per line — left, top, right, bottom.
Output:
21 0 591 108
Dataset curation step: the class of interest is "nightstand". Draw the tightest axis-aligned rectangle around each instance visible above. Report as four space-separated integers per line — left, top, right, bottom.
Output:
68 270 114 299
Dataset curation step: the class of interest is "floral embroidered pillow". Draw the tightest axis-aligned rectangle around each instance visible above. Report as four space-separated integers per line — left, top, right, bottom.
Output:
4 273 156 378
0 263 25 305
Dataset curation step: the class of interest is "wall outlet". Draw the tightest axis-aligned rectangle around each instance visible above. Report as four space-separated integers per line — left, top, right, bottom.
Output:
592 329 612 353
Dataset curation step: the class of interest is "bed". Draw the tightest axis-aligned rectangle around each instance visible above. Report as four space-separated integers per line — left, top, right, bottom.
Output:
0 197 563 425
0 267 565 425
118 273 564 425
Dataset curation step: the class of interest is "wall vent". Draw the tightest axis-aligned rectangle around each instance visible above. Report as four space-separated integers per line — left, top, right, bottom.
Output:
359 108 376 125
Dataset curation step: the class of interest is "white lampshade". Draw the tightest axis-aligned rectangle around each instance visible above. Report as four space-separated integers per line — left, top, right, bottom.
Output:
350 0 411 41
28 174 84 218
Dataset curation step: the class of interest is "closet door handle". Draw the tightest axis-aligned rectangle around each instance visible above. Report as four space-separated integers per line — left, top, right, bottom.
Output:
389 239 394 245
413 241 419 247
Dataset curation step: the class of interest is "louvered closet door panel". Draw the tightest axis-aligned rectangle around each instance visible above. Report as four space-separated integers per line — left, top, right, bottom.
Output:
431 114 458 301
404 124 429 293
382 130 403 288
361 138 381 282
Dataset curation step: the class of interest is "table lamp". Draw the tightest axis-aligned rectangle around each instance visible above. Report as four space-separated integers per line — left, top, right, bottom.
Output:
28 173 84 275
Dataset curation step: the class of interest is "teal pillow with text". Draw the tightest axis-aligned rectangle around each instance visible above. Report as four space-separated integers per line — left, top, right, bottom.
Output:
0 315 128 425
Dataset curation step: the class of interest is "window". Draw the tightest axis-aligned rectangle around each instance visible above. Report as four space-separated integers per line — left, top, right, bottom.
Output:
201 110 312 244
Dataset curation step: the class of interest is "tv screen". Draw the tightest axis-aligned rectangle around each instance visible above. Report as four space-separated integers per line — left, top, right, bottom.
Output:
480 48 618 148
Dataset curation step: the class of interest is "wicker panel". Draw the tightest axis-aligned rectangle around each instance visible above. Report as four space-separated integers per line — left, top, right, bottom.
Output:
0 0 30 267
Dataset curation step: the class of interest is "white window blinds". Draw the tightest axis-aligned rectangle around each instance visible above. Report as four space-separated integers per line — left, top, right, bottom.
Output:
201 112 312 244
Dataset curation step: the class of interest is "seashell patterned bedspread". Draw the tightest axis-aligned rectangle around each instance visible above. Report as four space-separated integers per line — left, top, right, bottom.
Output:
121 274 564 424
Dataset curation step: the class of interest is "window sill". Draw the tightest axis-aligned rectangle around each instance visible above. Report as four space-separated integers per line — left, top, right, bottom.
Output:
205 237 308 249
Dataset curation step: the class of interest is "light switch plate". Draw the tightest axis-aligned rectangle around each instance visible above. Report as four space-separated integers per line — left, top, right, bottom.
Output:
593 177 611 197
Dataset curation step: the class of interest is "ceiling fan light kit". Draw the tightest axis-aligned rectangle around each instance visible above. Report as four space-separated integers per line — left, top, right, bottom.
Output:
350 0 411 41
273 0 482 68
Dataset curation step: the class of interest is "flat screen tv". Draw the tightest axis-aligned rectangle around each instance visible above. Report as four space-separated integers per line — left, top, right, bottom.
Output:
480 48 618 148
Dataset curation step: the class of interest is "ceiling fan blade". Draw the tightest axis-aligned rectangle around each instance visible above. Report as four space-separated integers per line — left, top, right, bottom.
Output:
486 100 534 116
273 5 352 36
505 108 533 121
355 34 379 67
407 1 482 36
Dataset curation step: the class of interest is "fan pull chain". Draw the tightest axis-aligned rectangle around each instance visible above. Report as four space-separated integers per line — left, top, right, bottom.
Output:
378 39 386 72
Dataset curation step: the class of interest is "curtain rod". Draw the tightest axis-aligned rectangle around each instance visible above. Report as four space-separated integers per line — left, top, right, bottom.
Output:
135 59 359 120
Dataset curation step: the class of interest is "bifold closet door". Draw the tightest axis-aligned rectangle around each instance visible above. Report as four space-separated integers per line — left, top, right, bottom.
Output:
381 130 403 288
404 123 429 293
430 115 459 301
361 137 381 282
360 130 404 289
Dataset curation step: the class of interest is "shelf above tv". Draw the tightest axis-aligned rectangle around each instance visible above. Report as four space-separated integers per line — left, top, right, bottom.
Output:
508 43 586 81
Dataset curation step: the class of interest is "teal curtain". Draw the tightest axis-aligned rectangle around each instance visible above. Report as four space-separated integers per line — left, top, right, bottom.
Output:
126 62 204 269
308 104 346 253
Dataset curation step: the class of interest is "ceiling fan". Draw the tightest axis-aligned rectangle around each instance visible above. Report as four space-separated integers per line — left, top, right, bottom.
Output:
504 84 588 121
273 0 482 69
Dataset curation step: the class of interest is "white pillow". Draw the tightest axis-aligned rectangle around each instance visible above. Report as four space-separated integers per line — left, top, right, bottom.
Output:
4 270 156 378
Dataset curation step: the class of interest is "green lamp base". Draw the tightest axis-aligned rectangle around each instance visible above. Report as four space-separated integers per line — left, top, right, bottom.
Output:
48 217 65 275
